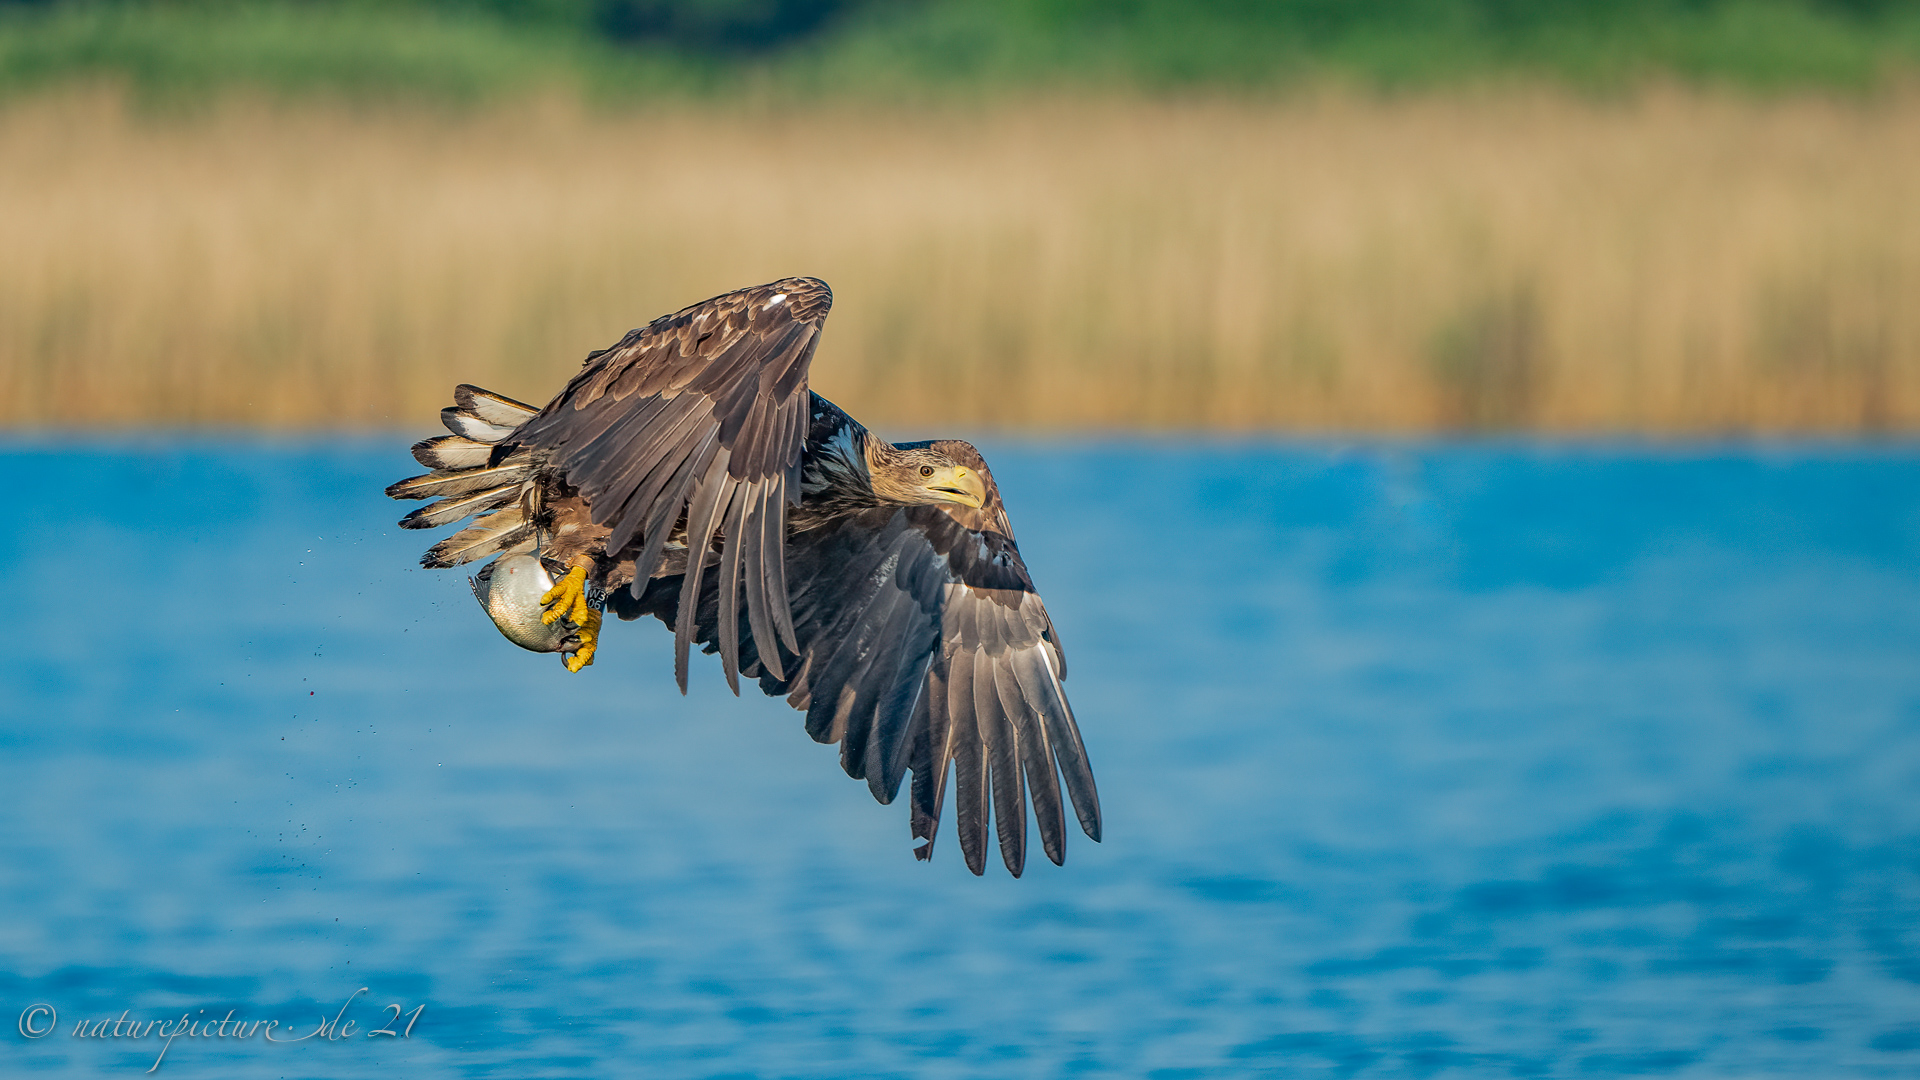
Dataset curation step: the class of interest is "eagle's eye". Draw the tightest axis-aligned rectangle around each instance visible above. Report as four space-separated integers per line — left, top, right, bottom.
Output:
919 465 934 477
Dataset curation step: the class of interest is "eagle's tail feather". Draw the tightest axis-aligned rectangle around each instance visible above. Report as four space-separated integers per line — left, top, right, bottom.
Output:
425 507 534 568
453 383 539 427
410 434 495 471
390 384 542 567
385 461 531 501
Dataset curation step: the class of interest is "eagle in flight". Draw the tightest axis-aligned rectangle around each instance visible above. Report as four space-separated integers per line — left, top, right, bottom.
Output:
387 278 1100 876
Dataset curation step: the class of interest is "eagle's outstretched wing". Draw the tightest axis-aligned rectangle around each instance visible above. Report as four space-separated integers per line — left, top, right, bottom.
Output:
617 501 1103 877
509 277 831 690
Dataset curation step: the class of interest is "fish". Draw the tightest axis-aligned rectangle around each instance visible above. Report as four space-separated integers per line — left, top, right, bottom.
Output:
469 554 585 654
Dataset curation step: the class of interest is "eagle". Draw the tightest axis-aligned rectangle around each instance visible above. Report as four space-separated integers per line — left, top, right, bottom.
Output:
386 277 1100 876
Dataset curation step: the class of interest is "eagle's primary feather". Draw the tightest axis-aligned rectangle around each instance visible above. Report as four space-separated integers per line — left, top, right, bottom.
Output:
387 277 1100 876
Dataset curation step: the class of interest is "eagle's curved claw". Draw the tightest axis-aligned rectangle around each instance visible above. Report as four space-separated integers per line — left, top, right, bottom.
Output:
562 608 601 672
541 565 601 672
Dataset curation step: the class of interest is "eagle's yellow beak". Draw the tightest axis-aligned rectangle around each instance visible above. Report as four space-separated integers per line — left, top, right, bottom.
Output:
927 465 986 509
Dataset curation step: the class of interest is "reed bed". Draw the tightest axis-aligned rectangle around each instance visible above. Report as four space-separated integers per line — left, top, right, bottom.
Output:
2 88 1917 432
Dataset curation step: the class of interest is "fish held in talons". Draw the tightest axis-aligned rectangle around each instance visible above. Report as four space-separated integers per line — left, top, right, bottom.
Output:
470 554 602 670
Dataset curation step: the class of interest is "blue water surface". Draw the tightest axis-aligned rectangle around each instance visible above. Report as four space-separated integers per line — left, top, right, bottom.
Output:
1 438 1918 1079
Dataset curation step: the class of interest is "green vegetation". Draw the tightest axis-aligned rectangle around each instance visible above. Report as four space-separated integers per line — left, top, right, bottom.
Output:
1 0 1919 102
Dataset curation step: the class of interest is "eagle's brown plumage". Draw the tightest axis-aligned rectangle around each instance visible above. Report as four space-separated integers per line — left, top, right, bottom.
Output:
387 277 1100 876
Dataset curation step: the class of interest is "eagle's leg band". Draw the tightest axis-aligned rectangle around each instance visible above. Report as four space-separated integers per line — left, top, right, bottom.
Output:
540 564 602 673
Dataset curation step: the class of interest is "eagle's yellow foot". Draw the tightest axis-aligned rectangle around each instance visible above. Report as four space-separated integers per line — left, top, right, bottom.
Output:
540 565 599 672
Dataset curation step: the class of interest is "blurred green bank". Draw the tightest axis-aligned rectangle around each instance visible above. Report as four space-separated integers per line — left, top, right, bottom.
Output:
3 0 1920 101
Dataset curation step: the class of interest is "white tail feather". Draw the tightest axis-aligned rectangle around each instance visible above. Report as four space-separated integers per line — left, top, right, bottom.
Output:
386 460 531 500
411 435 495 470
440 408 518 442
427 508 535 567
401 485 521 530
455 384 538 428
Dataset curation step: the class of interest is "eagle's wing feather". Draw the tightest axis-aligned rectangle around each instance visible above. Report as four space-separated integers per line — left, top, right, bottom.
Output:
510 277 832 689
617 501 1101 876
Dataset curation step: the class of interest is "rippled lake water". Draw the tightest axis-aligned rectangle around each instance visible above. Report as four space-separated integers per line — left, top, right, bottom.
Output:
2 439 1918 1079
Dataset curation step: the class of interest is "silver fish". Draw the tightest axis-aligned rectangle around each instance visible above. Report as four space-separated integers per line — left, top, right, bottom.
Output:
470 554 579 654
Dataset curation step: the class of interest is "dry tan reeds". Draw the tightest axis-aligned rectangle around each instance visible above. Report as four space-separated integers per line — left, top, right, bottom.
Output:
2 88 1916 432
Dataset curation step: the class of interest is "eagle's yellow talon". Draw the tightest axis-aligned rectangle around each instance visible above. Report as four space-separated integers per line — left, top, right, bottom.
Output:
563 608 602 672
540 565 590 625
540 565 600 673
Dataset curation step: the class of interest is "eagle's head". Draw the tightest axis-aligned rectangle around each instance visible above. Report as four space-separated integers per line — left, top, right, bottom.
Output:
868 439 989 509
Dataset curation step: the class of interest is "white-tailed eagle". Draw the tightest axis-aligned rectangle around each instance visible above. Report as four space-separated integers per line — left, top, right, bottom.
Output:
387 278 1100 876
